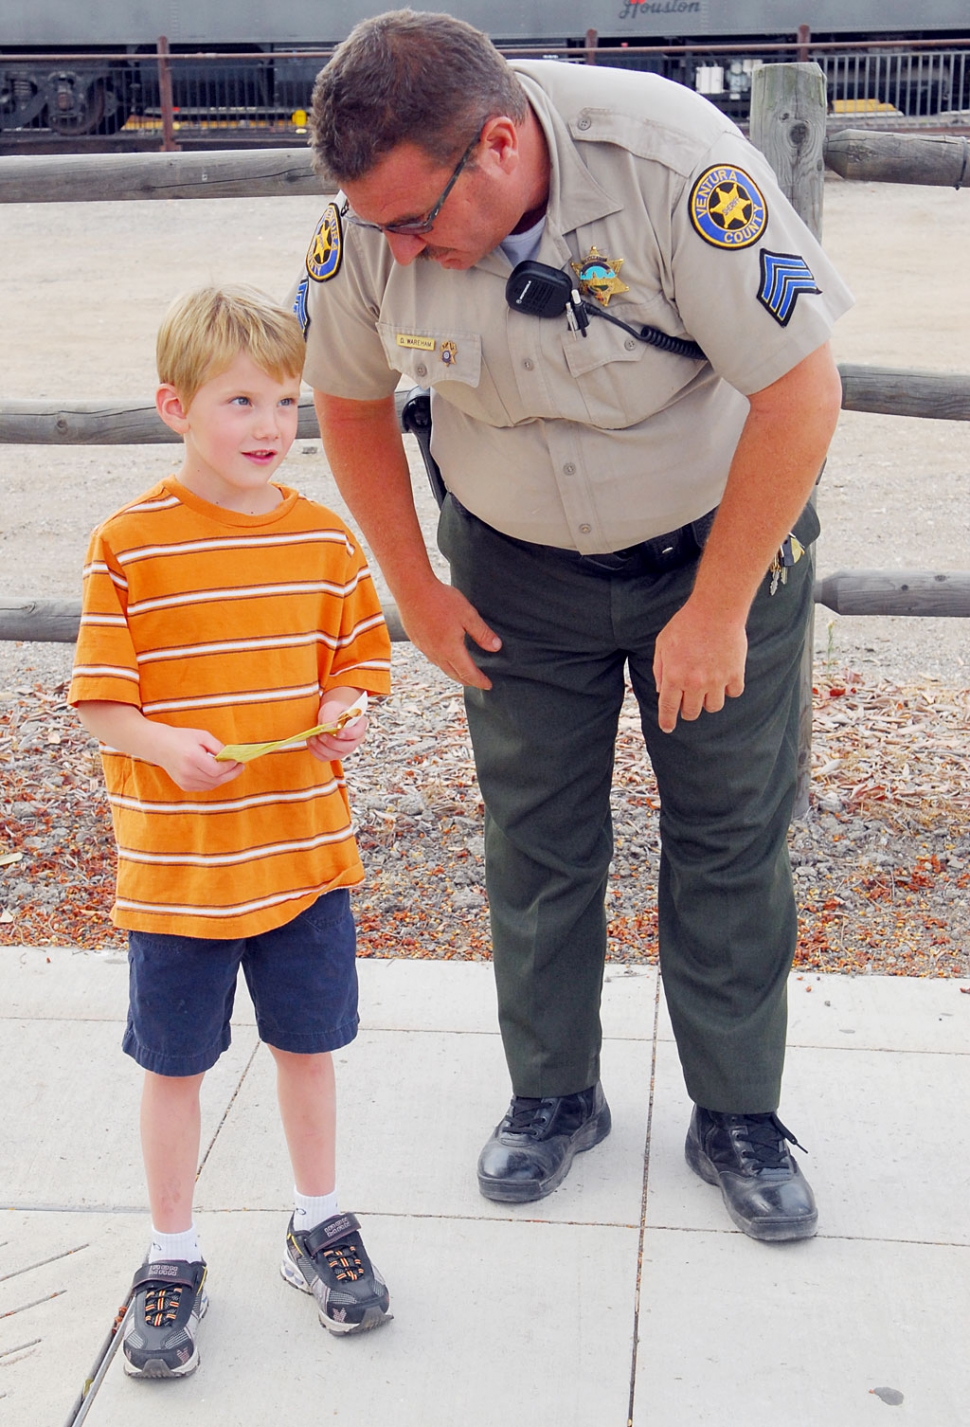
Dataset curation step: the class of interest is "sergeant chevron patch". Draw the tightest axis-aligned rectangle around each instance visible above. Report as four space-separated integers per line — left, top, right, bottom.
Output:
292 276 310 337
757 250 820 326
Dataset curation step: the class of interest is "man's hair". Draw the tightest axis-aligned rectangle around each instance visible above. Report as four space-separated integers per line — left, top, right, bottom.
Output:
157 285 306 407
310 8 528 181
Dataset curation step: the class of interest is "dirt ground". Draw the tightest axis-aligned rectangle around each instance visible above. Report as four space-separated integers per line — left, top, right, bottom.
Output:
1 173 968 689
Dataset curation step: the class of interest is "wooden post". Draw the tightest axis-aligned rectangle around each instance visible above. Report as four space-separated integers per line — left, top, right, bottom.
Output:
750 61 827 238
585 29 598 65
158 37 180 154
749 62 827 818
797 24 811 64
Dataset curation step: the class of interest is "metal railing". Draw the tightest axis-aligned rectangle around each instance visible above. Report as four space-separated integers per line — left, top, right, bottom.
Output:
2 37 968 146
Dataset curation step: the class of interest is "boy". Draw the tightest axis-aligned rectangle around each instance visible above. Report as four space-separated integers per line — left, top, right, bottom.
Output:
70 285 393 1378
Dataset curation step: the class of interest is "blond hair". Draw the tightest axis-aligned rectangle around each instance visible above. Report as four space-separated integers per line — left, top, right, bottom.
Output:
157 285 305 406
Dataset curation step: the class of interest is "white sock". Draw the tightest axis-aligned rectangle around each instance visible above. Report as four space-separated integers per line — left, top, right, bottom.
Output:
293 1187 340 1232
148 1223 202 1264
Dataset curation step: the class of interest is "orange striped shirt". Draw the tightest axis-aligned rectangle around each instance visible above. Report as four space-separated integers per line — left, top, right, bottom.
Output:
69 477 392 939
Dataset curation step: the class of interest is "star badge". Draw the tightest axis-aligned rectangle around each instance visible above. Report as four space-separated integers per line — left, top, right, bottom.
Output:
570 246 629 306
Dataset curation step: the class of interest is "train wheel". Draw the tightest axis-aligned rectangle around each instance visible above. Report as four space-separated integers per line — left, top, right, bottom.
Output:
47 78 106 136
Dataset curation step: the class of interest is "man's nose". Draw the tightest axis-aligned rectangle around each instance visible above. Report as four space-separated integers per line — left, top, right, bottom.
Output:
383 231 428 266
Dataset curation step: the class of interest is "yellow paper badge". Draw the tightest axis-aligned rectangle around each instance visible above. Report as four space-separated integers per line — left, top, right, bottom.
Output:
216 695 368 763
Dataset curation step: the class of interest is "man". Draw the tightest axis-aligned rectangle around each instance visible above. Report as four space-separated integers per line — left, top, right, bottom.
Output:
293 9 849 1241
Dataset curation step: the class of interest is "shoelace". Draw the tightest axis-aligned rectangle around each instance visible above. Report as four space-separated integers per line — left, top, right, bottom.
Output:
143 1283 184 1329
507 1096 550 1134
722 1112 808 1170
321 1239 366 1284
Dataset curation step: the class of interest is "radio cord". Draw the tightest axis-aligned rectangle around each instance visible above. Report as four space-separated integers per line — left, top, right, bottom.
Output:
584 302 706 361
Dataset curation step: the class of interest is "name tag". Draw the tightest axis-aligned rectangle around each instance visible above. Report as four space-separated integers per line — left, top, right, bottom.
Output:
396 334 436 351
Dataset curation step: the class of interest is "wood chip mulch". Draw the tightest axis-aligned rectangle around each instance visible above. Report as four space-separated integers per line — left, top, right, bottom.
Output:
1 649 968 979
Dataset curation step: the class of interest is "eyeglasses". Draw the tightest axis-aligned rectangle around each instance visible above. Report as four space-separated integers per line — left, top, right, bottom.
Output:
344 137 478 236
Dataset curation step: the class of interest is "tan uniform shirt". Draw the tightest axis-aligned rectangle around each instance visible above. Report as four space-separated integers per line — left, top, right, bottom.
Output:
298 61 853 554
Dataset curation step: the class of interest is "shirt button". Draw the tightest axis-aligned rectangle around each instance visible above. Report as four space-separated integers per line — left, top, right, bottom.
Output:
563 462 576 476
415 363 428 378
624 338 637 351
579 523 592 534
523 358 534 371
577 113 592 131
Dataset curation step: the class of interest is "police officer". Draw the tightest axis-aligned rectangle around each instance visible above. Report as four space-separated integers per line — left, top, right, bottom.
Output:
294 9 850 1240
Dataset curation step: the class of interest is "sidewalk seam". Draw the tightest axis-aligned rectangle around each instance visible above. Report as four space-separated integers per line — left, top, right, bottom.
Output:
625 972 662 1427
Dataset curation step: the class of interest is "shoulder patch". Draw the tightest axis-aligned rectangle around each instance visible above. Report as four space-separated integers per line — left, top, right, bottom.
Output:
757 250 820 326
689 165 767 250
306 203 343 283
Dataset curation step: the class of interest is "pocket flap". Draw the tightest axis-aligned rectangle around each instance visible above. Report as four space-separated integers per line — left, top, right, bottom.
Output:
377 322 482 389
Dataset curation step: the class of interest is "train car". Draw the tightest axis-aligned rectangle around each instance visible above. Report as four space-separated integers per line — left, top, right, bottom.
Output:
2 2 968 134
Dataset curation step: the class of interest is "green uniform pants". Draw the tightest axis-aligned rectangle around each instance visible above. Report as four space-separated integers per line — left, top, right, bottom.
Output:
438 496 818 1113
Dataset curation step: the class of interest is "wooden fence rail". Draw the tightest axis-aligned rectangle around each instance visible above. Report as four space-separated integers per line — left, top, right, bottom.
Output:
0 597 408 646
5 571 967 648
3 366 968 446
1 128 968 205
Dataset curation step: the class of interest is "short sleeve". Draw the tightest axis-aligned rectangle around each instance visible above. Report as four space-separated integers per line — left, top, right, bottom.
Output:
669 133 854 395
69 525 142 708
315 515 393 699
290 201 402 402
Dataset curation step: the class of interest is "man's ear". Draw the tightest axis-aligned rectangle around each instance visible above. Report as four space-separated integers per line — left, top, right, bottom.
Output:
156 383 190 434
479 115 519 172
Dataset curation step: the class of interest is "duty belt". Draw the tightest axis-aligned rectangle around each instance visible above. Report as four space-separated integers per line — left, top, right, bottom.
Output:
449 497 718 578
521 508 718 578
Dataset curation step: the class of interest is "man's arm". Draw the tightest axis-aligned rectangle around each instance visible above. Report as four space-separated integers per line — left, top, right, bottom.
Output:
313 390 501 688
653 340 843 733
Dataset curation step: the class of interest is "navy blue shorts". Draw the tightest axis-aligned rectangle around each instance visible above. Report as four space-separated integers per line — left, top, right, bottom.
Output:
122 890 358 1077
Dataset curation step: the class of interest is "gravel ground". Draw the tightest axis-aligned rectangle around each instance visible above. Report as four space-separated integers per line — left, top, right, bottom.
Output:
1 177 968 972
1 648 968 975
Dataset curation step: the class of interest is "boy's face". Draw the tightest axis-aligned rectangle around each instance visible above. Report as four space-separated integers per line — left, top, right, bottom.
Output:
162 352 302 514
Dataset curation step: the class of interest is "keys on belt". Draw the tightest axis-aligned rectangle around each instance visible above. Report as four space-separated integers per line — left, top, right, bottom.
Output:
768 534 805 595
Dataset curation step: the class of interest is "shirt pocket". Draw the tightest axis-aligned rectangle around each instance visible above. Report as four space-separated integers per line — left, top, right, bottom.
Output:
561 301 705 429
377 322 481 389
376 322 513 425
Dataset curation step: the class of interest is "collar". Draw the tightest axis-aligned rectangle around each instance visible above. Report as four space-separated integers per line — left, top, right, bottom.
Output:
473 63 623 276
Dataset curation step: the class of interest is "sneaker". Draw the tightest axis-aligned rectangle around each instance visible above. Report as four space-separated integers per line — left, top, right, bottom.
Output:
281 1212 391 1334
477 1082 612 1203
685 1105 818 1241
122 1259 208 1378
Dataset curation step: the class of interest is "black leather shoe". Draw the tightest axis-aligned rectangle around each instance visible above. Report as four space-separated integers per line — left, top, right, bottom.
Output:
685 1105 818 1242
477 1083 612 1203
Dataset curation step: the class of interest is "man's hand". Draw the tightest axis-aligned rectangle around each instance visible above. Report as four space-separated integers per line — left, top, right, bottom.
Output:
653 601 748 734
651 342 843 734
313 392 501 689
153 725 245 791
398 578 502 689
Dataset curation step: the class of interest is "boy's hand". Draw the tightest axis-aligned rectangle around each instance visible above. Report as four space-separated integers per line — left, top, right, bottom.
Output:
155 725 245 791
308 689 369 763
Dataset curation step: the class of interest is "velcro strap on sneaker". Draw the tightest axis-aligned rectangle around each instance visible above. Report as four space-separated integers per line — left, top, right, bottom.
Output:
304 1213 360 1255
131 1260 205 1293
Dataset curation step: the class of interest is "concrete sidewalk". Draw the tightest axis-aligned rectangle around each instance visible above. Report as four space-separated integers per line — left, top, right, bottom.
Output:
1 948 968 1427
